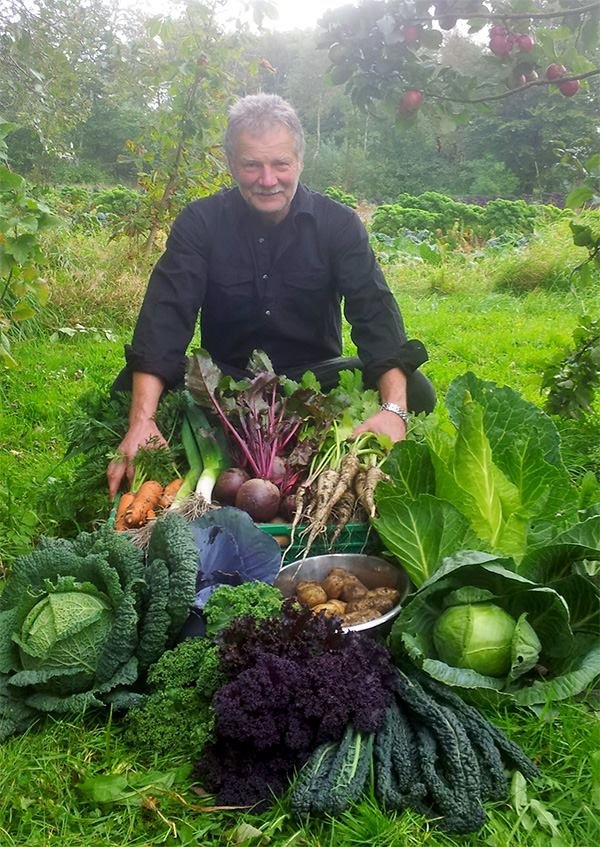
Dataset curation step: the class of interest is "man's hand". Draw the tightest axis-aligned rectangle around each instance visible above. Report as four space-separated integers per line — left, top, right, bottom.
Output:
107 371 166 499
352 408 407 443
107 419 167 499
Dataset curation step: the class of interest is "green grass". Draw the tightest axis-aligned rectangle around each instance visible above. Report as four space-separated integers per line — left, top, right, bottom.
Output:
0 703 597 846
1 223 599 845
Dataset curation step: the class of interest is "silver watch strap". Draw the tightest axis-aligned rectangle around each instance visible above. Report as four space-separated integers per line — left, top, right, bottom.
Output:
380 402 409 424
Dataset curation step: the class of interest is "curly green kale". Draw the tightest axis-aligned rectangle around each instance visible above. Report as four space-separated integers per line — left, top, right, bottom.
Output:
203 582 283 637
123 637 221 759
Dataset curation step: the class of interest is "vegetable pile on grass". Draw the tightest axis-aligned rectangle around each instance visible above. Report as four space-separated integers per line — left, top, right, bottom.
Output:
374 372 600 705
117 592 539 834
179 604 537 833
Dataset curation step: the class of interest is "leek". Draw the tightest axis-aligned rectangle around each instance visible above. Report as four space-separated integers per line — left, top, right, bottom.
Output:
171 416 202 505
185 404 229 504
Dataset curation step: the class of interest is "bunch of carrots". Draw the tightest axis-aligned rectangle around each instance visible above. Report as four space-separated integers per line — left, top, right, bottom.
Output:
114 477 183 531
111 405 229 535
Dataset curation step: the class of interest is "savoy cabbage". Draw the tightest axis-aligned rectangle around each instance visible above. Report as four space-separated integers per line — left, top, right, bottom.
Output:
0 513 198 741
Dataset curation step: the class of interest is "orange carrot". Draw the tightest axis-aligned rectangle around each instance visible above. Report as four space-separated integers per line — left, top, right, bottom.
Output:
114 492 135 531
158 477 184 509
125 480 164 527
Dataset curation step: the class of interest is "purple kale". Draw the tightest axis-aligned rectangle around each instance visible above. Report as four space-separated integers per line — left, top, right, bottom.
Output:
195 606 397 807
196 739 294 810
298 635 396 737
213 654 306 751
218 599 346 676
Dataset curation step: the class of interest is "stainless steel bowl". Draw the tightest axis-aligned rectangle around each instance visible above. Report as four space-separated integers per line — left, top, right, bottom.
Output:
274 553 410 635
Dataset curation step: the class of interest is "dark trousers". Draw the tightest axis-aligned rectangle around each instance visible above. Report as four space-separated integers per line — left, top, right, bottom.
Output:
111 356 436 414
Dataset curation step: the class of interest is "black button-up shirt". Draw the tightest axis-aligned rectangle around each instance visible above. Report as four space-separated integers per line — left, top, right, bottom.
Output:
125 184 428 388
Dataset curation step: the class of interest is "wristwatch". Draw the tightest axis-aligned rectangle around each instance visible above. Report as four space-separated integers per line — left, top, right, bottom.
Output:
380 402 410 425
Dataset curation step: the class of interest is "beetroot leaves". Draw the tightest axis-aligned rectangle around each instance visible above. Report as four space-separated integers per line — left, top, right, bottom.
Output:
186 349 338 503
193 601 396 808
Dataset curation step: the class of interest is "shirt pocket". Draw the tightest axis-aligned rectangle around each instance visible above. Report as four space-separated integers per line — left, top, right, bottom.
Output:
212 270 257 319
284 271 328 290
282 270 333 322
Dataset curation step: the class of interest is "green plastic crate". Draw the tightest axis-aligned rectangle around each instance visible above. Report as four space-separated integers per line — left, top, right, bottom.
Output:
257 521 382 563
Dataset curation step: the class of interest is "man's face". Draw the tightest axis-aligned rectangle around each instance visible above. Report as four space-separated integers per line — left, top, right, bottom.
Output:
229 125 303 224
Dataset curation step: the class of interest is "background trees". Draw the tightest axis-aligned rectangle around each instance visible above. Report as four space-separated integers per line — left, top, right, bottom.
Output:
0 0 598 201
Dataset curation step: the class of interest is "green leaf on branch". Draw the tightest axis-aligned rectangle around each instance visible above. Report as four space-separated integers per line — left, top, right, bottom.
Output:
11 302 36 322
0 167 24 192
565 185 594 209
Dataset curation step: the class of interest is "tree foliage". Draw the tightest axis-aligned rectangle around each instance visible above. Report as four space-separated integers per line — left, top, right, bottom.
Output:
0 122 59 366
317 1 600 121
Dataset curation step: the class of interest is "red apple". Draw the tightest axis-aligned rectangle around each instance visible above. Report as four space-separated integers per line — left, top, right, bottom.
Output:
399 89 424 114
545 63 566 81
402 24 421 44
559 78 580 96
517 34 535 52
489 35 512 56
489 24 507 37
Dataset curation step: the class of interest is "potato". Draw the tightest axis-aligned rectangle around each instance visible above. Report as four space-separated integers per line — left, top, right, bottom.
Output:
295 580 328 608
368 587 401 611
346 587 400 615
312 600 347 617
339 575 368 603
321 572 347 600
342 609 380 626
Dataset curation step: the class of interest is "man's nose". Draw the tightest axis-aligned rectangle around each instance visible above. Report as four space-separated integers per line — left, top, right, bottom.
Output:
258 165 278 187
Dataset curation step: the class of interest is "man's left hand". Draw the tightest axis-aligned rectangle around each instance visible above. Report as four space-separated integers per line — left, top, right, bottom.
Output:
352 409 407 443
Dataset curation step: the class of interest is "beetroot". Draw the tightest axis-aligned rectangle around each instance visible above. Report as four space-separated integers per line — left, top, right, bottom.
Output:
214 467 250 505
235 478 281 522
279 493 297 522
268 456 287 486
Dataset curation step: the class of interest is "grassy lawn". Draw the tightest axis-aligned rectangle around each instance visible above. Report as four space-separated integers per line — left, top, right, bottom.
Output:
0 222 599 846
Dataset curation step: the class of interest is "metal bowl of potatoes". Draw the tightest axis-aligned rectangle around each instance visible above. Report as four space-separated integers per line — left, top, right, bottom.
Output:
274 553 410 636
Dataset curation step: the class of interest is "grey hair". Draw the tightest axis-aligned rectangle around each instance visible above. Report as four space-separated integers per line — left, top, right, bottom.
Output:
224 94 305 164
